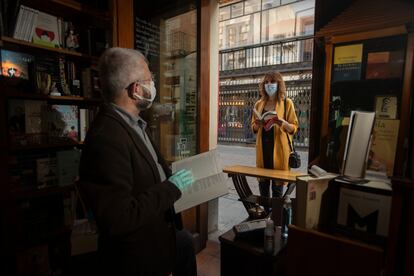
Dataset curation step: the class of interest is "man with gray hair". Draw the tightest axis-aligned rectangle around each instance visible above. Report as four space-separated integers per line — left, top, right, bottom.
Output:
79 47 197 275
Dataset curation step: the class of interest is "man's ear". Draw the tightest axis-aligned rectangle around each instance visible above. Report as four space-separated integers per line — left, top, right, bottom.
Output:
127 82 138 99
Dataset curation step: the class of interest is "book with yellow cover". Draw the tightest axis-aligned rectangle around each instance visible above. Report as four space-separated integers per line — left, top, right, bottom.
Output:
367 119 400 176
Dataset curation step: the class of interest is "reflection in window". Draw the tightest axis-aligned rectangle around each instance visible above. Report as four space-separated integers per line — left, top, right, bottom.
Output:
261 0 314 42
231 2 244 18
244 0 261 14
219 13 260 50
296 8 314 36
154 10 198 162
262 0 280 10
220 6 231 21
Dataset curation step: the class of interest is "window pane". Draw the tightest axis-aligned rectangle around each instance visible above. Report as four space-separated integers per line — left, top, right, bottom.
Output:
231 2 244 18
296 7 314 36
219 13 261 50
135 3 198 162
262 0 280 9
261 0 314 42
244 0 261 14
219 6 231 21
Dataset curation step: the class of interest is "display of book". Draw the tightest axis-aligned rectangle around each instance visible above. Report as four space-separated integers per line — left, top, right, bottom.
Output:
36 157 58 188
44 105 79 142
367 119 400 176
0 49 33 79
366 51 404 80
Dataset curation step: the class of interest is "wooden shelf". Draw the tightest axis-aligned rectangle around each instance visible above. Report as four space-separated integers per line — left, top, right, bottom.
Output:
11 184 75 200
0 36 97 60
24 0 111 21
5 92 103 104
9 141 83 152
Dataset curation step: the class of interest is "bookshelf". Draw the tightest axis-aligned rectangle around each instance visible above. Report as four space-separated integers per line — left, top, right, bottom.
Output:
296 0 414 275
0 0 111 274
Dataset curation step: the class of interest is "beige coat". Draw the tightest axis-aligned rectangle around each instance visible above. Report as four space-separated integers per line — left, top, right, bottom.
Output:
251 98 298 170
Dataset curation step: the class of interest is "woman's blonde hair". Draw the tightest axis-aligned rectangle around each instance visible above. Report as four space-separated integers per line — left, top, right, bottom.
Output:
259 72 286 102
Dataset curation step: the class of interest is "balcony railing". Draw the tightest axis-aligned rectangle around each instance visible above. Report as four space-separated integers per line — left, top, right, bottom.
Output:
219 36 314 72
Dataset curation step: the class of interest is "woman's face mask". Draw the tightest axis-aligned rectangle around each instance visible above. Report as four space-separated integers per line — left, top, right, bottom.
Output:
265 83 278 97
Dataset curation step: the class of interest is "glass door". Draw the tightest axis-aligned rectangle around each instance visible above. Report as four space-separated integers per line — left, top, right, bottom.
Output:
134 0 198 163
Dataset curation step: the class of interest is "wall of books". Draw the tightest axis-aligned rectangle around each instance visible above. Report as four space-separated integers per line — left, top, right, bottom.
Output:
218 72 312 146
0 0 109 274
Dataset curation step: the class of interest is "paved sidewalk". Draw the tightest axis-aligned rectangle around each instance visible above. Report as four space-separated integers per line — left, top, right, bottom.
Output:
208 144 308 241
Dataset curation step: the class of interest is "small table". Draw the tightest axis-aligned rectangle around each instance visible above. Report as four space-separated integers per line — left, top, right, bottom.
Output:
219 226 287 275
223 165 303 183
223 165 304 220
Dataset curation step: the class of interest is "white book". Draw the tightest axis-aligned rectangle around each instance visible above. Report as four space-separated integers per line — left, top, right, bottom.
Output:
342 111 376 178
28 8 39 42
253 108 277 121
20 6 31 41
13 6 25 40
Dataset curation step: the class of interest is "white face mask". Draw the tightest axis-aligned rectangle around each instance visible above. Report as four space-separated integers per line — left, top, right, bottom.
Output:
133 81 156 109
265 83 278 97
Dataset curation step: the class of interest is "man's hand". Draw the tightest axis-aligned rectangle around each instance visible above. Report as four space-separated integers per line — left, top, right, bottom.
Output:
168 169 194 191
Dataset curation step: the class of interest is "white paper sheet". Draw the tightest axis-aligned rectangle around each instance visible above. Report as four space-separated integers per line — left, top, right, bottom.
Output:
172 149 229 213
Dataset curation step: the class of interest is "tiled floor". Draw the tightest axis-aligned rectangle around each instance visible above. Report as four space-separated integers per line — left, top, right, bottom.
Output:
196 240 220 276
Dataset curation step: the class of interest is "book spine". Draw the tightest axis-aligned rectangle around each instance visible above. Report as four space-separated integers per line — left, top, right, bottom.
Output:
13 5 24 39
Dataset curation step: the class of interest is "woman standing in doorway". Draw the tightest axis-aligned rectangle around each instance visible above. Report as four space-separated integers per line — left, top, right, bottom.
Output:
251 72 298 198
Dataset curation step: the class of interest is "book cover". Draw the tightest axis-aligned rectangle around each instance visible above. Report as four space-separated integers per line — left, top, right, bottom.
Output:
25 100 45 134
367 119 400 176
366 51 404 80
36 157 58 188
44 105 79 141
32 11 59 48
0 49 33 80
35 55 60 95
332 44 363 82
56 149 81 186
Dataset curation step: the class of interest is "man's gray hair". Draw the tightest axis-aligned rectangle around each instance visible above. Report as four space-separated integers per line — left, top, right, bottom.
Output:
98 47 146 102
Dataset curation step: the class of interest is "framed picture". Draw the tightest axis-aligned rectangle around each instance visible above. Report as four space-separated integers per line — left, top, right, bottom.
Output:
374 95 397 119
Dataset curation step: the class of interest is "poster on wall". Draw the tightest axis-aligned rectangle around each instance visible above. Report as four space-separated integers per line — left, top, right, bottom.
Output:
332 44 363 82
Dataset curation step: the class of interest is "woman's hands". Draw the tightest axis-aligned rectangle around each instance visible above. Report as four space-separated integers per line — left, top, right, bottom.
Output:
276 118 294 133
